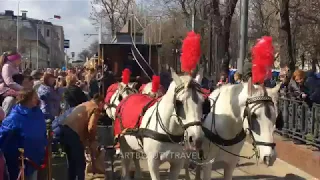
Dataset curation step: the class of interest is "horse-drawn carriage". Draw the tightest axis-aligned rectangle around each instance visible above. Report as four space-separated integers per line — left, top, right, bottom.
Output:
87 34 282 180
15 33 281 180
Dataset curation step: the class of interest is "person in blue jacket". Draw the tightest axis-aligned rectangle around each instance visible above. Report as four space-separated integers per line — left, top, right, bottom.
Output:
0 89 47 180
37 73 61 120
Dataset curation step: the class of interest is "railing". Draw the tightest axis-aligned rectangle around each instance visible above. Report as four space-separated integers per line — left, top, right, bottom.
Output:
276 97 320 148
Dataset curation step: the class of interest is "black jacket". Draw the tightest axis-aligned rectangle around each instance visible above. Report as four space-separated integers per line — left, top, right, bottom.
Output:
64 85 88 108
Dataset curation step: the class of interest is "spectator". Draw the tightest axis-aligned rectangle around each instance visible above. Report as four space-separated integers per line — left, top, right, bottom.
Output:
233 72 242 84
288 70 309 101
60 94 105 180
2 74 34 116
86 69 99 99
305 71 320 104
64 74 88 108
37 73 61 120
242 53 252 82
31 70 42 91
0 89 47 180
217 73 228 87
56 76 67 97
0 51 23 101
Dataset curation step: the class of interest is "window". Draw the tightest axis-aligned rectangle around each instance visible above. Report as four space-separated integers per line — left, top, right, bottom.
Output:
46 29 50 37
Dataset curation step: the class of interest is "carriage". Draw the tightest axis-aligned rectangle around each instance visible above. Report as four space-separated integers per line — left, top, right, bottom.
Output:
98 19 162 81
7 31 281 180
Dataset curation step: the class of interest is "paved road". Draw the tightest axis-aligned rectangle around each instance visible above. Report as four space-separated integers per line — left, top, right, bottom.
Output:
85 142 315 180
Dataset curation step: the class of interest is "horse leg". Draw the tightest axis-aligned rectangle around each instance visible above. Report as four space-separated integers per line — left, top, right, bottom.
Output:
223 161 237 180
194 165 201 180
168 160 184 180
147 158 161 180
133 152 142 179
120 156 132 180
184 159 191 180
119 137 133 180
201 163 211 180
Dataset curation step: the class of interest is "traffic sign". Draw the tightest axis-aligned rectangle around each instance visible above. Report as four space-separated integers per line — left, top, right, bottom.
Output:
71 52 75 58
64 40 70 48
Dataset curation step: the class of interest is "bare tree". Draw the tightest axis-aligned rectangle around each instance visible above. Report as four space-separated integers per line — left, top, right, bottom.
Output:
210 0 238 76
88 40 99 55
278 0 295 74
78 49 91 61
91 0 134 37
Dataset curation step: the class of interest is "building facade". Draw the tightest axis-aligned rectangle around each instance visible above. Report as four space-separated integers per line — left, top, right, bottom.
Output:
0 10 65 69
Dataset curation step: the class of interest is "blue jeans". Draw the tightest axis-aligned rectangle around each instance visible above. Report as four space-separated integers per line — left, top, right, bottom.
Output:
61 126 85 180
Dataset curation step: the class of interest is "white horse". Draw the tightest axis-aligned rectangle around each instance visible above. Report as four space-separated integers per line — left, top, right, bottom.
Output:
140 82 165 97
105 82 138 120
194 78 281 180
118 68 205 180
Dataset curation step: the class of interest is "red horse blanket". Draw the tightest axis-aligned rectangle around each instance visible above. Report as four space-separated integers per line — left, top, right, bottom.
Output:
114 94 158 136
104 83 118 104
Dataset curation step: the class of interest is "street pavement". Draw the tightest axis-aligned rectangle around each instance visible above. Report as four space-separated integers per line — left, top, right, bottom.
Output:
84 142 315 180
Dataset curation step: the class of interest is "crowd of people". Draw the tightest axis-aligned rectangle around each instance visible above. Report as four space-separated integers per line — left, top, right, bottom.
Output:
0 51 108 180
207 66 320 105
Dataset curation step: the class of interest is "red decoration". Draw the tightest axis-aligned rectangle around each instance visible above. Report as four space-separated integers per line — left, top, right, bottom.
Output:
251 36 274 84
40 146 49 169
180 31 201 74
26 146 48 170
122 68 131 85
151 75 160 93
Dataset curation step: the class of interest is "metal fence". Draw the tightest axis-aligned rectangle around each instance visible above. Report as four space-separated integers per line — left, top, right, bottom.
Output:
276 97 320 148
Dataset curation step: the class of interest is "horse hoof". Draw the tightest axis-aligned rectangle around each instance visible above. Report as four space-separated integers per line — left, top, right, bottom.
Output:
129 171 135 179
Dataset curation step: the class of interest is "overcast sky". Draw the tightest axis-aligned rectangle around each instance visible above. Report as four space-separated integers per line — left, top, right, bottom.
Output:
0 0 98 59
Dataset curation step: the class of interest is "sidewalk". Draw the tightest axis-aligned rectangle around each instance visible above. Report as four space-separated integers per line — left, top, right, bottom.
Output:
86 142 315 179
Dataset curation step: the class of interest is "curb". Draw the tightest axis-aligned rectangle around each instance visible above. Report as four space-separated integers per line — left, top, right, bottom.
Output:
273 135 320 179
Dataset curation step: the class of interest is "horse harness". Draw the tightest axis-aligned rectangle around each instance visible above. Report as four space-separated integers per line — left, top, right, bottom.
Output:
115 80 204 145
202 92 275 160
243 96 276 150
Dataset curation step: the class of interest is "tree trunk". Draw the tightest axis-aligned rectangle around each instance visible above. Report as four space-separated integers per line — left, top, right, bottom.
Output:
216 0 238 76
279 0 295 75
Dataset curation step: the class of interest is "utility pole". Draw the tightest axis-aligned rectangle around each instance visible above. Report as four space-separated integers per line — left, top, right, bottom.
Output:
16 1 20 51
237 0 249 74
209 19 213 75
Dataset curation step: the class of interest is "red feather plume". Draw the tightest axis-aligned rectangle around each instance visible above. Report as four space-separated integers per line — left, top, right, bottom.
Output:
180 31 201 74
122 68 131 85
251 36 274 84
151 75 160 93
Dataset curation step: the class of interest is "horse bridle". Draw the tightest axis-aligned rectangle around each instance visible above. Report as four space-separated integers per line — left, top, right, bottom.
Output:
173 80 203 130
243 95 276 154
151 80 204 144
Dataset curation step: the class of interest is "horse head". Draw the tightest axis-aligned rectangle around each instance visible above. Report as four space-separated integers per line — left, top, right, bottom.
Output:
140 82 165 98
242 78 281 166
165 68 205 150
105 82 138 119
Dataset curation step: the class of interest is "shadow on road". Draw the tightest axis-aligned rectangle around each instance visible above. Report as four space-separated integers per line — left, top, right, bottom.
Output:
212 173 307 180
236 162 255 167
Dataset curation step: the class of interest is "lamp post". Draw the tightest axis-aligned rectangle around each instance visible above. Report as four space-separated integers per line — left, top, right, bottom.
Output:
16 0 20 51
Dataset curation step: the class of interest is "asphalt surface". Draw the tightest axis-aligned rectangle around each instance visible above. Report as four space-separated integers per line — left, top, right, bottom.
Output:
82 142 315 180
